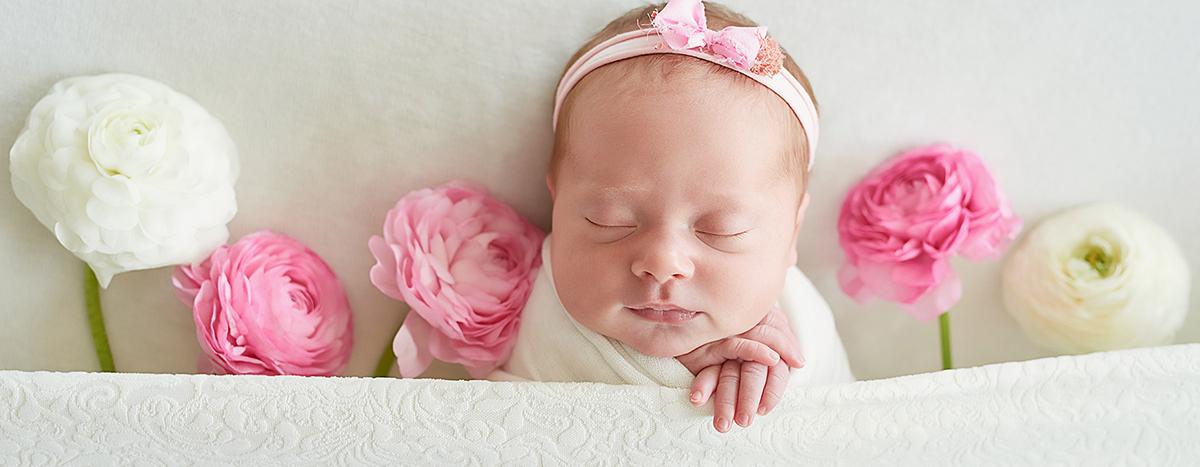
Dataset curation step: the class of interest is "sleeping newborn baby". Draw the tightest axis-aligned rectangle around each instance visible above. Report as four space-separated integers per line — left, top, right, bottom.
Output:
488 0 854 432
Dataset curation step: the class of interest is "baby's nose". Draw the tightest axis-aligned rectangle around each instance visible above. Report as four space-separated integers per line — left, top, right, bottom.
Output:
631 246 695 284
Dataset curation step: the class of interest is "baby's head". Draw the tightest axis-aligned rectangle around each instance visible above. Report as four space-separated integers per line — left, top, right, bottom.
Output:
546 1 820 357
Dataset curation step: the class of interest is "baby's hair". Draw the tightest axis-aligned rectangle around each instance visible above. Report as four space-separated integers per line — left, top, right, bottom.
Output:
551 1 820 197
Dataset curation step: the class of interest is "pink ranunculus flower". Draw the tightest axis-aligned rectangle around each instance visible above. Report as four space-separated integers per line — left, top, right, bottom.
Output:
172 230 353 376
368 180 545 378
837 143 1022 321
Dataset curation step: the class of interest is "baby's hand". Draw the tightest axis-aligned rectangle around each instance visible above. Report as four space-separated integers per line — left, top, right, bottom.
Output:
676 305 803 433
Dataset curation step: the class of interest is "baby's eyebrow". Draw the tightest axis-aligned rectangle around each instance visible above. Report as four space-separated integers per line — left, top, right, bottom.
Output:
586 185 764 213
592 185 650 201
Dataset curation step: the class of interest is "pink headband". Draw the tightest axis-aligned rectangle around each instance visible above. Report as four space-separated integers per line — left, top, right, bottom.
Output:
552 0 820 170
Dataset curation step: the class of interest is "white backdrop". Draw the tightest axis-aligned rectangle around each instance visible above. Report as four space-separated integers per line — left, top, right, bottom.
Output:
2 0 1197 381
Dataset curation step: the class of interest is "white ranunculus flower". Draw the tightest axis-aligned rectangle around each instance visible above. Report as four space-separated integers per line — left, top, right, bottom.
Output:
9 73 239 287
1002 203 1190 354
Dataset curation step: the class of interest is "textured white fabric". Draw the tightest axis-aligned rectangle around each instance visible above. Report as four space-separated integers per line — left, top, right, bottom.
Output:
489 236 855 387
2 344 1197 465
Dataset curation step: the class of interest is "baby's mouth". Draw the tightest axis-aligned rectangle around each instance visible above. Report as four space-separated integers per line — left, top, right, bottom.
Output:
625 305 700 324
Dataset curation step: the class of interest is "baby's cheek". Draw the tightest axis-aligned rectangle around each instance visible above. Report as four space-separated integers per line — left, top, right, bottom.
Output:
718 289 781 339
731 305 772 337
701 270 777 335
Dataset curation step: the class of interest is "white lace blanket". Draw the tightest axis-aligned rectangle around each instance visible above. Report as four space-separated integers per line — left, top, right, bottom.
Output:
2 344 1197 465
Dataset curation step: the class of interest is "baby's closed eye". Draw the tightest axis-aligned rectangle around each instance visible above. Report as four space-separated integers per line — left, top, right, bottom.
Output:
695 226 755 251
696 228 751 239
587 218 754 243
585 217 635 229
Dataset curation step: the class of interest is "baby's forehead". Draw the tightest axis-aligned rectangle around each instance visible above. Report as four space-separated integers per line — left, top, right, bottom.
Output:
560 117 796 191
557 56 807 199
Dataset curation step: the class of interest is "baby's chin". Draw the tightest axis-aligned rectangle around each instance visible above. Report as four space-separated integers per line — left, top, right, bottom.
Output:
618 330 709 358
565 303 725 358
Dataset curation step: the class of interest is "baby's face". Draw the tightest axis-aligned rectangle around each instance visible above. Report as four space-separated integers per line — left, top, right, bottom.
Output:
549 77 807 357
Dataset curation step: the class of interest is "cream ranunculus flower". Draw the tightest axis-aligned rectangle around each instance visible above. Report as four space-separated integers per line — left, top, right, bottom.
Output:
1002 203 1190 354
9 73 239 287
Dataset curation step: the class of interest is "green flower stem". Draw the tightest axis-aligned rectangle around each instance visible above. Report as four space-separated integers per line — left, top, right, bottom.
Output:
373 316 404 377
83 264 115 372
373 341 397 377
939 312 953 370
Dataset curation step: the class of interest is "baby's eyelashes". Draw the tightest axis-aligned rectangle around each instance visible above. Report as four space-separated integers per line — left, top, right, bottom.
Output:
585 218 754 238
584 217 635 229
696 228 755 252
696 229 751 239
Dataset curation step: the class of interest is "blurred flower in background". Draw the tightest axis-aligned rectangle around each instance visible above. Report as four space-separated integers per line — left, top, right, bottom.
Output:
1002 203 1190 354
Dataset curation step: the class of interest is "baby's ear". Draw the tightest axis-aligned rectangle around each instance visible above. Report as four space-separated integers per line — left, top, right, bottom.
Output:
545 174 556 201
788 192 811 265
796 192 811 227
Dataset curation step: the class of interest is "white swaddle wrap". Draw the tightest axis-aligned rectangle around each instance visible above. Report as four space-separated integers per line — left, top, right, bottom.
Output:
488 237 855 388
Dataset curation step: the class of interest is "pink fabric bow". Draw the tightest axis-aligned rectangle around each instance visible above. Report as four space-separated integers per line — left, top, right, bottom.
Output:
651 0 767 71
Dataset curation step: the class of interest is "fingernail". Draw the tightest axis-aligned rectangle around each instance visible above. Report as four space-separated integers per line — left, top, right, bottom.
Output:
716 418 730 432
736 414 749 427
690 391 702 405
758 406 767 415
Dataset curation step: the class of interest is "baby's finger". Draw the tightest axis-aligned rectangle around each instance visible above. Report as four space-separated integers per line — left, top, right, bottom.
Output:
760 304 791 336
762 306 800 350
713 360 740 433
758 362 791 415
759 304 784 327
690 365 721 406
716 337 780 366
735 362 769 427
742 323 805 369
